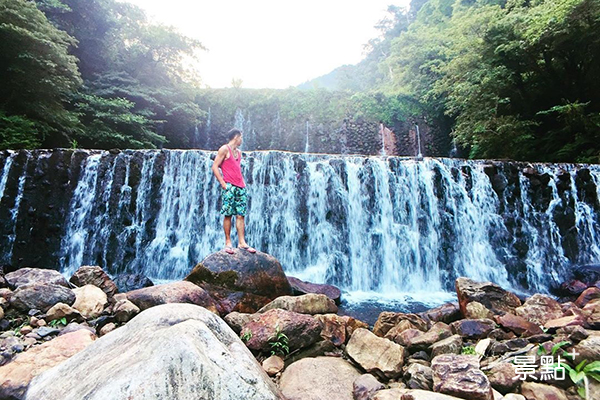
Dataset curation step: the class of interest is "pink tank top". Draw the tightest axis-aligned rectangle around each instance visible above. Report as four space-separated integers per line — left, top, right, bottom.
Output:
220 145 245 188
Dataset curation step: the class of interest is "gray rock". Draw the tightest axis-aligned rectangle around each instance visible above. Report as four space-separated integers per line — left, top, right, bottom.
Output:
10 284 75 312
405 363 433 390
431 354 493 400
5 268 69 289
430 334 463 358
353 374 384 400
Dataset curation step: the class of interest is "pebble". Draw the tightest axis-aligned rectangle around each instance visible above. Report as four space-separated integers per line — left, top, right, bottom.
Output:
34 327 60 338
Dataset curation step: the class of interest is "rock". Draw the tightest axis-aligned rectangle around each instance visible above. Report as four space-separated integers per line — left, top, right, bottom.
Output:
557 325 588 343
487 362 520 394
0 307 3 320
25 304 282 400
112 299 140 323
432 354 493 400
113 273 153 293
346 328 406 380
393 328 424 346
431 334 463 358
520 382 568 400
258 293 337 315
420 302 461 324
58 322 96 336
283 340 337 368
125 281 218 313
559 279 588 296
99 322 116 336
574 336 600 361
262 355 284 376
0 288 11 301
186 250 292 299
0 330 95 400
373 312 428 337
544 314 586 330
466 302 494 320
316 314 368 346
494 313 543 336
19 325 33 335
455 277 521 316
69 266 118 298
200 284 272 314
72 285 108 319
503 395 525 400
450 319 496 339
280 356 361 400
10 283 75 312
224 311 257 334
401 389 467 400
406 322 453 351
5 268 69 289
371 388 410 400
241 308 322 353
353 374 384 400
583 299 600 328
386 320 420 341
405 363 433 390
287 276 341 304
575 287 600 308
515 294 563 326
34 327 60 338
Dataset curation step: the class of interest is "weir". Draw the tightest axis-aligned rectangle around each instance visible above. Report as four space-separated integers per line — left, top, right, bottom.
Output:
0 149 599 299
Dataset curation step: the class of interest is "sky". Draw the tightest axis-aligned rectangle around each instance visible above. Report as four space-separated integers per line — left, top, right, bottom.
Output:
121 0 409 89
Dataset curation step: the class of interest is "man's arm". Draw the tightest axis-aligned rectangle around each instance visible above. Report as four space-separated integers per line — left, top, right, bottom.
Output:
212 146 228 190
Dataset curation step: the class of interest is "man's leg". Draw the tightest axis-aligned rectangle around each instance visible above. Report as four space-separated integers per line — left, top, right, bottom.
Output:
235 215 246 246
223 215 233 247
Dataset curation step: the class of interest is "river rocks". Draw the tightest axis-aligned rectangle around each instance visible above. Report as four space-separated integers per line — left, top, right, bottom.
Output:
543 315 586 330
456 277 521 316
346 328 406 379
224 311 256 333
486 362 520 394
113 273 153 293
373 312 428 337
25 303 281 400
466 302 495 320
45 303 81 322
125 281 218 313
262 355 284 376
258 293 337 315
494 313 543 336
450 318 496 339
112 299 140 323
69 266 118 298
583 299 600 328
573 336 600 361
72 285 107 319
5 268 69 289
515 294 563 326
406 322 453 351
406 363 434 390
287 276 341 304
575 287 600 307
354 374 385 400
421 302 461 324
432 354 493 400
316 314 368 346
431 334 463 358
520 382 568 400
0 330 95 399
186 250 292 300
240 308 322 353
10 284 75 312
279 356 361 400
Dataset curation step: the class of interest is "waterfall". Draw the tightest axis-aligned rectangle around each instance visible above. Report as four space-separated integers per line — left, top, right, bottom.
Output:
1 149 599 301
305 121 310 153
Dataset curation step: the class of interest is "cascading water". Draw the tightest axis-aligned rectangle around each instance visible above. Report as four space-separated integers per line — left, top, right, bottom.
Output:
1 149 599 307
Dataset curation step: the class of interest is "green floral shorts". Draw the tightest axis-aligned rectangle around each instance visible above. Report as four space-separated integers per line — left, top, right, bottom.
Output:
220 183 248 216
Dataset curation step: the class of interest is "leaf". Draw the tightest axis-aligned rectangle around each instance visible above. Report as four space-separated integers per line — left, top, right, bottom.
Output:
583 361 600 374
551 341 571 356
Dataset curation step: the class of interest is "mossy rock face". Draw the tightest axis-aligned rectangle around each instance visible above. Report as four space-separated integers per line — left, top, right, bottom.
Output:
185 249 292 301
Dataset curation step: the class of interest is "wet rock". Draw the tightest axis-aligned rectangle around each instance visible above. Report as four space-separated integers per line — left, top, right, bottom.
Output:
240 308 321 353
346 328 406 380
262 355 284 376
430 334 463 358
258 293 337 315
373 312 428 337
520 382 568 400
25 304 281 400
125 281 218 313
455 277 521 316
10 283 75 312
113 273 154 293
405 363 433 390
280 357 361 400
72 285 108 319
287 276 341 304
575 287 600 308
353 374 384 400
0 330 95 400
494 313 543 336
515 294 563 326
487 362 520 394
5 268 69 289
432 354 493 400
186 250 292 299
69 266 118 298
420 302 461 325
450 319 496 339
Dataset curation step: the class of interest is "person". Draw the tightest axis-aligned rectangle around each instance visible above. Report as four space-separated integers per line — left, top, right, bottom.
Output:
211 128 256 254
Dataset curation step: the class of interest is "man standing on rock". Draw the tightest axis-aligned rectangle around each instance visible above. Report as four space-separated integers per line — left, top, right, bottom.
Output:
212 128 256 254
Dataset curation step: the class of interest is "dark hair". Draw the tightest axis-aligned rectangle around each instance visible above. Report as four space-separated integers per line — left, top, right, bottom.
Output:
227 128 242 141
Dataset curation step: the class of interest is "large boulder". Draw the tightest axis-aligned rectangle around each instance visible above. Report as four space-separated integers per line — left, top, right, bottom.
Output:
240 308 322 353
5 268 69 289
0 330 95 400
186 249 292 300
258 294 338 315
455 278 521 316
345 328 406 380
431 354 493 400
24 304 282 400
515 294 563 326
279 356 361 400
69 266 118 298
125 281 218 313
72 285 107 319
10 284 75 312
287 276 341 304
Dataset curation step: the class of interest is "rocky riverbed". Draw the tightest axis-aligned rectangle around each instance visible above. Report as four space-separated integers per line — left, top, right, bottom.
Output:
0 249 599 400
